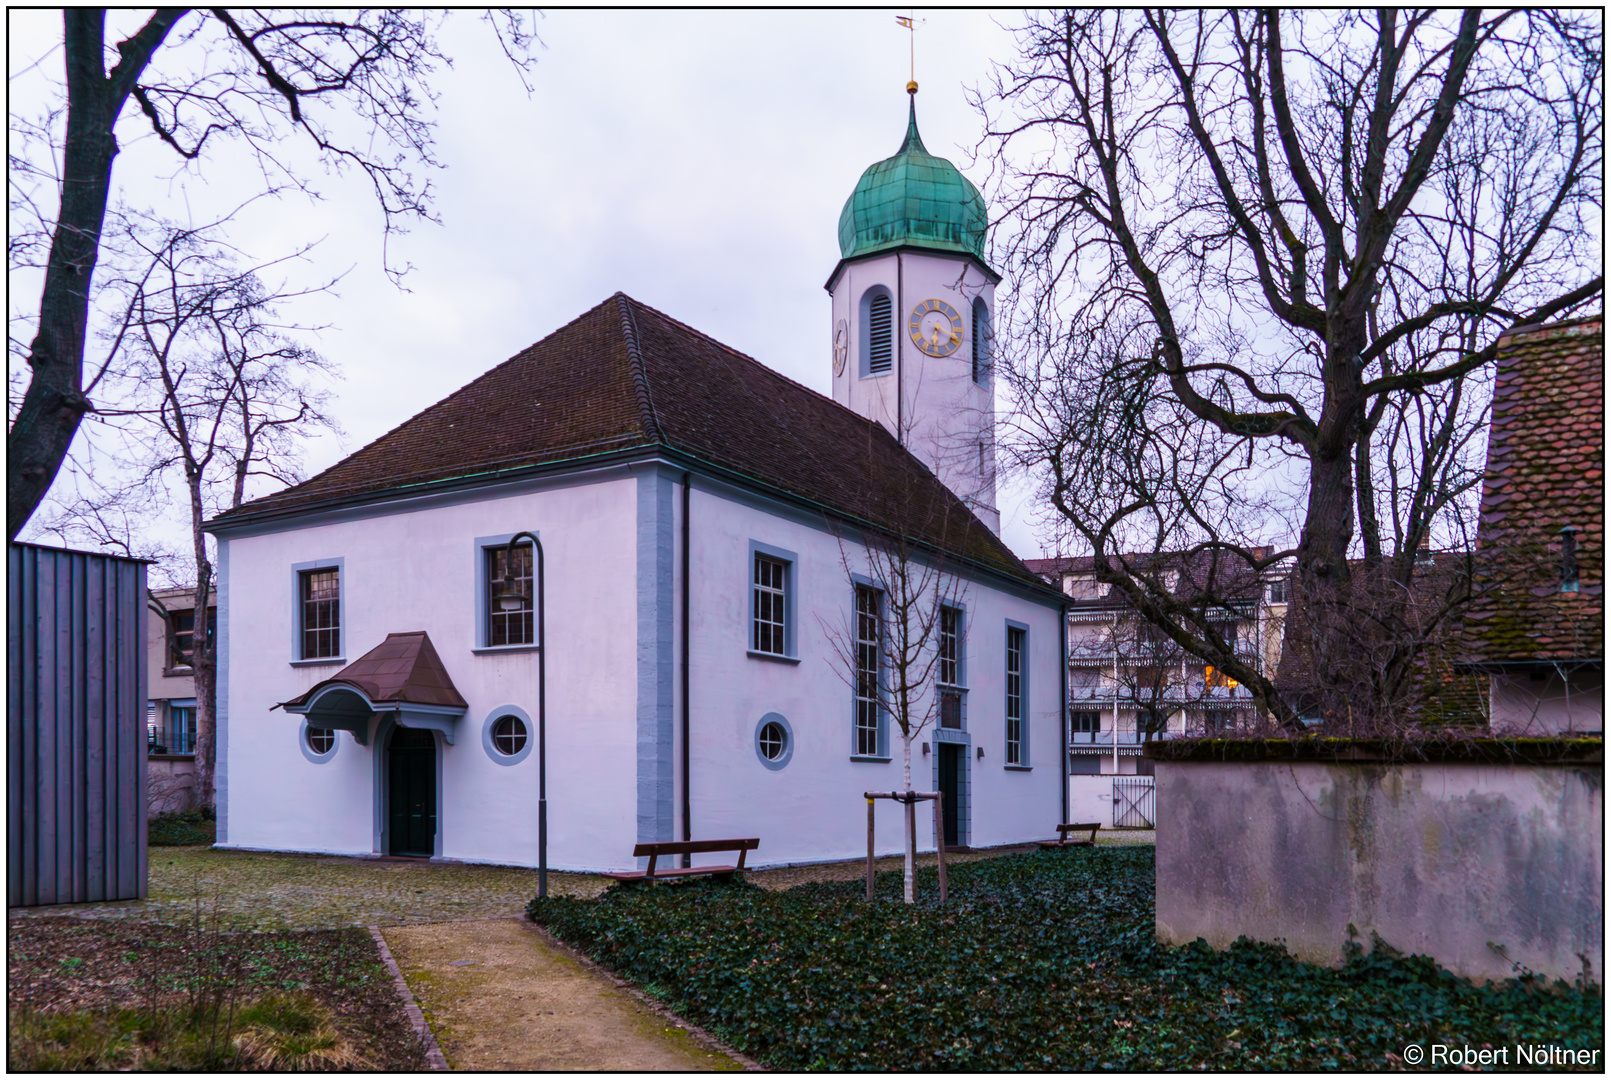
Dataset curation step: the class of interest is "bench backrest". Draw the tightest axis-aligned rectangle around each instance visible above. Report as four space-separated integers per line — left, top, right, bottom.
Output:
1058 822 1101 833
632 837 760 858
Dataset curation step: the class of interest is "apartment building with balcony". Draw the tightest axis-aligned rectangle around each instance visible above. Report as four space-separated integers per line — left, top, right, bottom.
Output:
146 586 214 813
1027 552 1289 826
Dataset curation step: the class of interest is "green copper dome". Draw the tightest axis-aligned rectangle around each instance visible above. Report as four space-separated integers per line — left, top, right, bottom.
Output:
837 95 988 262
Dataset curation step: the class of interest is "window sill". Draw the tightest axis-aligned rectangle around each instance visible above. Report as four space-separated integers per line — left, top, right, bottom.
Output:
148 752 195 761
290 657 345 668
746 650 801 665
849 755 892 763
162 667 195 678
1003 764 1033 772
472 644 542 655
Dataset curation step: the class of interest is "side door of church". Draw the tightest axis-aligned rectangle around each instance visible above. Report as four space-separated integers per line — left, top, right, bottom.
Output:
387 726 437 857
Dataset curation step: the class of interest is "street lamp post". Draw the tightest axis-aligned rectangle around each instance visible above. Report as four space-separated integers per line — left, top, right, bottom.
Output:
495 531 547 897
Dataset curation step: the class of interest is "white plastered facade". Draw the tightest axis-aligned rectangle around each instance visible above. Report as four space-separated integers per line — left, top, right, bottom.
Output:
214 461 1064 872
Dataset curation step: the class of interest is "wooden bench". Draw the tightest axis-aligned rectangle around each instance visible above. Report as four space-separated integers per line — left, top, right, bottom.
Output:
600 838 760 884
1037 822 1100 849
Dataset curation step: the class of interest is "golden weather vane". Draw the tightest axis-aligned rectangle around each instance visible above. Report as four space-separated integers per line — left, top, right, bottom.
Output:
895 12 923 92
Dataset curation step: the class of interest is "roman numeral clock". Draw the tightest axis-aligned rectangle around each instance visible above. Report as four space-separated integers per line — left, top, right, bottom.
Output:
909 298 964 357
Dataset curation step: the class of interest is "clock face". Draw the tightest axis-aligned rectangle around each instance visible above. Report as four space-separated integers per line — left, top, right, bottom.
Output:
909 299 964 357
833 318 848 376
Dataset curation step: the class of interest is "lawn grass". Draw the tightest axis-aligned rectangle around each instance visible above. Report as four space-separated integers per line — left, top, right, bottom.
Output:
527 847 1602 1071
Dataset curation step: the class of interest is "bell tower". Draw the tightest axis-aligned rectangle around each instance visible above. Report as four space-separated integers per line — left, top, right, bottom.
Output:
825 84 1001 535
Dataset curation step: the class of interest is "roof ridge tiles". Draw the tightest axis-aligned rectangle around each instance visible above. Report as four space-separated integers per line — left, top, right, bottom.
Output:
616 293 664 446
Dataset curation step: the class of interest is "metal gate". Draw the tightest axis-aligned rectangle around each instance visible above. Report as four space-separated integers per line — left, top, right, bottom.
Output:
1112 777 1155 829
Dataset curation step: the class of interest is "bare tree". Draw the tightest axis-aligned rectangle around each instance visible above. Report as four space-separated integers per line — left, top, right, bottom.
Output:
823 522 970 905
978 10 1601 727
35 212 339 807
8 8 540 540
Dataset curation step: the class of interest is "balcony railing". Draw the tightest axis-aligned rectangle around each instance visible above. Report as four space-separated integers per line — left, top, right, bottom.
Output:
1068 729 1162 748
1069 644 1261 666
1068 683 1254 705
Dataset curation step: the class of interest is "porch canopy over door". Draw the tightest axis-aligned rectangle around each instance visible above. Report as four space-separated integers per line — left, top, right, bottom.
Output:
275 631 467 744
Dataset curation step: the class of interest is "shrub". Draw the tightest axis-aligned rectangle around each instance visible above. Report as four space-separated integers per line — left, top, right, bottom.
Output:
149 807 216 847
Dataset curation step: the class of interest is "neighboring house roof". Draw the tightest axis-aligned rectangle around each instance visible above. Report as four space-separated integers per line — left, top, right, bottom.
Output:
209 293 1049 593
1024 549 1276 614
1460 315 1604 669
1275 551 1489 726
278 632 467 711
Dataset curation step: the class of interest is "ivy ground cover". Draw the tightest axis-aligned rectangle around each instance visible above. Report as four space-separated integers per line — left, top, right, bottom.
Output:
527 848 1601 1071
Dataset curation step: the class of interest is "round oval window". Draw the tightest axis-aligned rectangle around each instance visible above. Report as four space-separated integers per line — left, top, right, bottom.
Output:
492 715 528 756
306 726 335 755
758 720 787 761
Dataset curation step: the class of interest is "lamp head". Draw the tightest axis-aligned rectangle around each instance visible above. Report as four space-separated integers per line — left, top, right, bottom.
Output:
495 578 529 612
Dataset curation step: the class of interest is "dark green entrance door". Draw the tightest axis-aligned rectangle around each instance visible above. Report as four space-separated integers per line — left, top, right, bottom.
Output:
388 726 436 857
938 743 962 847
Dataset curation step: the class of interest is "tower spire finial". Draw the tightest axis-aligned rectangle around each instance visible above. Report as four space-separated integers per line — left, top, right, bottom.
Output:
896 13 919 93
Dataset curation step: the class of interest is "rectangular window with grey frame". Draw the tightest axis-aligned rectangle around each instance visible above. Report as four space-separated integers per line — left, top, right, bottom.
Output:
855 585 882 756
487 541 535 646
300 568 341 659
938 604 963 729
753 553 788 654
1006 625 1026 764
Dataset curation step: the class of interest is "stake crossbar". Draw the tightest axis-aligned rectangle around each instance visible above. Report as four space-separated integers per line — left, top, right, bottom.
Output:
863 790 948 903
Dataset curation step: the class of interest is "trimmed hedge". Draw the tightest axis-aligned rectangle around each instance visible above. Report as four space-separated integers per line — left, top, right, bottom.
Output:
528 848 1601 1071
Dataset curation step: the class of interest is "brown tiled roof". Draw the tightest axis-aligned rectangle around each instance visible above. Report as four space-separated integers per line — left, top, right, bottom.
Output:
1276 552 1490 725
279 631 467 710
210 294 1043 589
1460 316 1603 666
1024 549 1273 611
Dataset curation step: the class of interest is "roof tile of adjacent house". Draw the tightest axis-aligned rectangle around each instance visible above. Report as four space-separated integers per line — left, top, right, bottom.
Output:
1023 550 1273 610
1461 315 1603 666
1274 551 1490 725
209 293 1044 589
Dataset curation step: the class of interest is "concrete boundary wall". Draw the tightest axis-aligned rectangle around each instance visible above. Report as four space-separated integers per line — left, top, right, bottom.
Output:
1154 755 1602 984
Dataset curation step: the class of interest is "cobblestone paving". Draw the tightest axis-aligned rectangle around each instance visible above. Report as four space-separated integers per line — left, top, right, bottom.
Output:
8 832 1153 930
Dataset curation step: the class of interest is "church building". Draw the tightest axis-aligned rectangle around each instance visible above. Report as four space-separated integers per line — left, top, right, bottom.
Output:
205 89 1067 871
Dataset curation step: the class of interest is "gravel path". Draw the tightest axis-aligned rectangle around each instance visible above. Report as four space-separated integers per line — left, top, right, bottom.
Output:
381 918 747 1071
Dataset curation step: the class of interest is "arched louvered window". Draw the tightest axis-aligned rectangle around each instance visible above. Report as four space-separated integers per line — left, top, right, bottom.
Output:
971 298 990 383
862 287 894 375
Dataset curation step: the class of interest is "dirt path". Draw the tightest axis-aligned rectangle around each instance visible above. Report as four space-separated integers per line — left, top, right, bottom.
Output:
380 918 746 1071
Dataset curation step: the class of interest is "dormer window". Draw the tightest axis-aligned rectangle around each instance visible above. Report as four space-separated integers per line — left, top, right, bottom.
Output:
1560 526 1580 593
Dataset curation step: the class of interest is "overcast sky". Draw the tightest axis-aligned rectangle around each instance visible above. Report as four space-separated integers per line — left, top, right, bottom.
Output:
10 10 1060 558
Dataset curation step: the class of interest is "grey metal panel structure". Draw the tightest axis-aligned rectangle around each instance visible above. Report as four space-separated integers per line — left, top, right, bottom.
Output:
9 542 149 906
